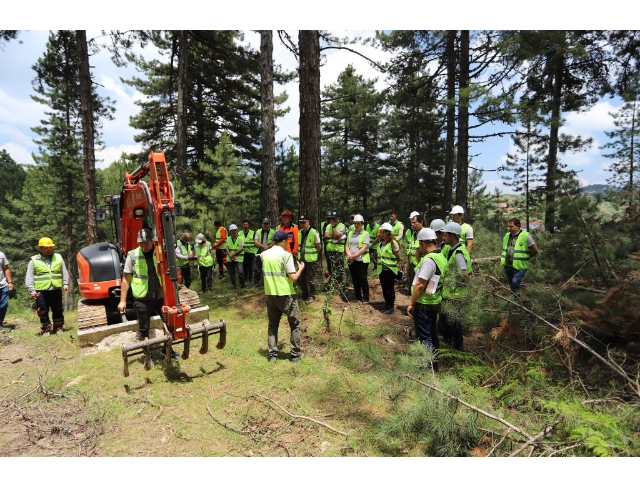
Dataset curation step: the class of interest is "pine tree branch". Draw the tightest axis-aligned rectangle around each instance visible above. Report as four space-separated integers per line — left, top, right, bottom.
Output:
319 46 386 72
404 374 532 440
509 419 561 457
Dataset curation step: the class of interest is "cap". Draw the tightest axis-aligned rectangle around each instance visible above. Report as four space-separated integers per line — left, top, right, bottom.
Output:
380 223 393 232
443 222 462 236
353 214 364 222
325 211 333 218
450 205 465 214
299 215 308 221
273 230 288 242
417 228 437 241
409 211 420 219
281 210 292 217
331 211 340 218
229 224 238 231
262 218 271 224
430 219 446 232
137 228 154 243
195 233 205 243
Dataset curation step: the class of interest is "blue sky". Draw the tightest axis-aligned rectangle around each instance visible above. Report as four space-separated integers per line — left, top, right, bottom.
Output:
0 29 624 194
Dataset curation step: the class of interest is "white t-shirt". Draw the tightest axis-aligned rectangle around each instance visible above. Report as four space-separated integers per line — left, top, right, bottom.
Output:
412 255 437 287
0 252 9 288
348 230 370 262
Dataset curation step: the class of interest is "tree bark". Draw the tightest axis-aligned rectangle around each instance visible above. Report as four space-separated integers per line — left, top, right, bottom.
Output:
545 53 564 234
260 30 278 224
76 30 98 246
176 30 189 187
298 30 321 226
443 30 456 215
456 30 470 213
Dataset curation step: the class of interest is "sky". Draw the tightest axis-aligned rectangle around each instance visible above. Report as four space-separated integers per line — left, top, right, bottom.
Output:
0 11 630 195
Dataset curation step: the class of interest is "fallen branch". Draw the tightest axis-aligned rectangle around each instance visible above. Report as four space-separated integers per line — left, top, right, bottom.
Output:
486 427 511 457
488 276 640 398
568 285 607 294
509 419 561 457
254 393 348 437
404 374 531 440
559 264 585 290
205 404 253 435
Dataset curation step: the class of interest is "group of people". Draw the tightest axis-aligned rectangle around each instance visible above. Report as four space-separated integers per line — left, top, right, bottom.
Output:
0 206 538 373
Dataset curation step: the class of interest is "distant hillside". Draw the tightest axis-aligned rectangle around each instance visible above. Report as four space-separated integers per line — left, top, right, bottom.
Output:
582 184 613 193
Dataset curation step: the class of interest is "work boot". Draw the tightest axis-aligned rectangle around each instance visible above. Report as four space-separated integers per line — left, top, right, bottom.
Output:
40 323 52 335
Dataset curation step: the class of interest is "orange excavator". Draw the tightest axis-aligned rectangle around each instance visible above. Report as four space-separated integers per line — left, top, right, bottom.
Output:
76 152 226 376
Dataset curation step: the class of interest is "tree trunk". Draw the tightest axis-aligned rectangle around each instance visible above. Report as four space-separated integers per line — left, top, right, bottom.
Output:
630 98 636 207
176 30 188 187
456 30 470 213
545 53 564 234
443 30 456 215
298 30 321 226
76 30 98 246
260 30 278 224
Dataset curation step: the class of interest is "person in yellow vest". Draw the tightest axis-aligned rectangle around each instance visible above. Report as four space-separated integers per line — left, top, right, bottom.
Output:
407 228 448 371
297 215 322 304
260 230 305 363
405 212 424 288
194 233 215 294
376 223 401 314
213 220 228 279
449 205 474 253
501 217 538 297
226 224 245 288
118 229 180 361
388 210 405 243
241 220 257 284
253 218 275 286
175 232 195 289
439 222 472 351
365 215 380 266
323 210 348 300
25 237 69 335
430 219 447 253
345 214 371 304
0 248 14 331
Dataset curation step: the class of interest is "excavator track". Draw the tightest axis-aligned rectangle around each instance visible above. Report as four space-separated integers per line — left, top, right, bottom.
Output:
77 285 201 331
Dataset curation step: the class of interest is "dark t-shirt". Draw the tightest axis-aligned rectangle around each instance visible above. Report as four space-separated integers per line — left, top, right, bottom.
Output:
143 247 163 300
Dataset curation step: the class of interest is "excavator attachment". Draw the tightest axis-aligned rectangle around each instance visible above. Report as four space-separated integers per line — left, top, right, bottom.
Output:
121 319 226 377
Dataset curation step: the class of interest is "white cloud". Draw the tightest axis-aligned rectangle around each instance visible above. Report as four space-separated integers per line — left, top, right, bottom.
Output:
562 101 619 138
0 88 47 133
561 142 601 167
96 144 141 169
0 142 34 166
579 177 589 187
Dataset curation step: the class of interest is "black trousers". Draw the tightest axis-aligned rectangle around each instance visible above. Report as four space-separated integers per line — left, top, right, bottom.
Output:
299 261 320 299
227 261 245 288
378 269 396 310
199 265 213 292
215 249 226 275
348 261 369 301
178 265 192 289
243 253 255 283
133 298 164 340
36 289 64 330
438 300 464 350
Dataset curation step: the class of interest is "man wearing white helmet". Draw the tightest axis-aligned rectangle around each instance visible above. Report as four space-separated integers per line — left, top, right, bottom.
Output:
449 205 474 253
226 224 245 288
430 219 447 254
194 233 215 294
407 228 448 371
440 222 472 350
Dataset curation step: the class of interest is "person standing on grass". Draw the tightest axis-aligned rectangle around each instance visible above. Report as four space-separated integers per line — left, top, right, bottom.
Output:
194 233 215 294
297 215 322 304
407 228 448 372
241 220 257 284
260 230 305 363
449 205 474 253
225 224 245 289
501 217 538 297
345 214 370 304
253 218 275 286
324 210 348 299
213 220 228 279
25 237 69 335
376 223 401 314
175 232 195 289
365 215 380 266
0 249 14 331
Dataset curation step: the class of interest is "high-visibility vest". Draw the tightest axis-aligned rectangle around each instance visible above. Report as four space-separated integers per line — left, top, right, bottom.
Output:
299 228 319 263
461 223 472 242
440 243 450 258
129 247 163 299
376 240 398 275
442 243 472 299
326 223 346 252
501 231 531 270
365 223 379 239
255 228 275 253
389 221 403 239
226 235 245 263
262 248 295 296
215 227 227 249
406 230 421 265
347 230 370 264
195 241 214 267
413 252 448 305
242 230 256 254
32 253 63 290
176 239 191 267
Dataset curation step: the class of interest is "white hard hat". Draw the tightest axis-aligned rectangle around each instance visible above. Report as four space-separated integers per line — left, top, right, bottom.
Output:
417 228 437 241
380 223 393 232
353 214 364 222
409 211 420 219
430 219 446 232
443 222 462 236
195 233 205 243
229 224 238 231
450 205 465 214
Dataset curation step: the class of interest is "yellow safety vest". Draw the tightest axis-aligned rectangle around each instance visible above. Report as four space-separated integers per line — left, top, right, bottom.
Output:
32 253 63 290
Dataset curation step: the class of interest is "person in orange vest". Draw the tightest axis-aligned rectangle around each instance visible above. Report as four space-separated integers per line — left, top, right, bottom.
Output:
278 210 299 256
213 220 228 279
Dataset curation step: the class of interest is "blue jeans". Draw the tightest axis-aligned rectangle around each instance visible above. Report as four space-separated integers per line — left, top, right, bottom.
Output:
0 285 8 325
504 266 527 294
413 303 439 351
